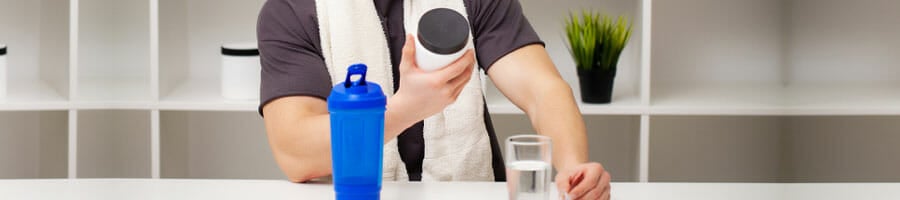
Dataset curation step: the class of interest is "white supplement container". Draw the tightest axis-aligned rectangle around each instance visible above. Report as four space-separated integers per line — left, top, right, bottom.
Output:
221 42 261 100
0 44 7 99
415 8 470 72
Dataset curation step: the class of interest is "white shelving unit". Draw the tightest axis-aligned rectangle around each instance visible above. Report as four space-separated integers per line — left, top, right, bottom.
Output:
1 0 899 183
651 0 900 116
645 0 900 182
0 0 70 111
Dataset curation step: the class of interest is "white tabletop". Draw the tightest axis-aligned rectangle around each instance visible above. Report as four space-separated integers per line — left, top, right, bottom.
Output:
2 179 900 200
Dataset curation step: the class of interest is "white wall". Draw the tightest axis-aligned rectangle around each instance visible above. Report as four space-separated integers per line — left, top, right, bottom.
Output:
79 0 149 80
650 116 784 182
787 0 900 84
0 111 67 178
784 116 900 182
161 111 282 179
77 110 151 178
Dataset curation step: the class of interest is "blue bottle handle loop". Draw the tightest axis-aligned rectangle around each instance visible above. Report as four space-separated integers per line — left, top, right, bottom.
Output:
328 63 385 110
344 63 368 88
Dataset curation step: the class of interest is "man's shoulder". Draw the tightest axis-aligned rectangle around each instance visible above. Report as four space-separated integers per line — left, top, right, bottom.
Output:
265 0 318 18
258 0 323 52
461 0 522 26
260 0 320 35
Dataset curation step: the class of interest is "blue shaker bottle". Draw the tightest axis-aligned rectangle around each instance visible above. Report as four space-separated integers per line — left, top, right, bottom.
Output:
328 64 386 200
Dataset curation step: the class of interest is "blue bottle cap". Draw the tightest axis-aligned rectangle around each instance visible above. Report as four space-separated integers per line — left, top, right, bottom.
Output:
328 64 387 110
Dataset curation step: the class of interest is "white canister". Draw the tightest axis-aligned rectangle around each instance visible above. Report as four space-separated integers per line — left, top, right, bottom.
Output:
0 44 7 99
221 42 261 100
414 8 470 72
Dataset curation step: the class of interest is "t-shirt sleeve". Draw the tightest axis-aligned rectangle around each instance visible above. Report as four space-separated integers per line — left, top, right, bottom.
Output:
257 0 331 116
466 0 545 72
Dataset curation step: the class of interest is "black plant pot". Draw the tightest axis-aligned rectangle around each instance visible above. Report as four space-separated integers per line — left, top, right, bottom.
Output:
577 67 617 104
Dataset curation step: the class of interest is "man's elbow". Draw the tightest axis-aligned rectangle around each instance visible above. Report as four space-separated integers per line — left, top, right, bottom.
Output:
286 172 316 183
277 158 332 183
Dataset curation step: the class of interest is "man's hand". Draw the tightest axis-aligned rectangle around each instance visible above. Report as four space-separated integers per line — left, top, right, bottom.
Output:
389 34 475 124
555 162 611 200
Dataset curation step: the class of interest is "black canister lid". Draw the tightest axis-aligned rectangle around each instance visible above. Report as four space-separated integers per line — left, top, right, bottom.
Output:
221 42 259 56
417 8 469 55
0 44 6 56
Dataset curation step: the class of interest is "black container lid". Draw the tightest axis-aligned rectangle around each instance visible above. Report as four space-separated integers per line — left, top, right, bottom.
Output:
417 8 469 55
0 44 6 56
221 42 259 56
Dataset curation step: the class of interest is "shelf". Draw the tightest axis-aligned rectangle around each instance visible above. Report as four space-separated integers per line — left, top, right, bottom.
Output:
159 78 258 111
486 89 645 115
651 83 784 115
652 83 900 116
74 79 152 109
0 79 68 111
784 84 900 115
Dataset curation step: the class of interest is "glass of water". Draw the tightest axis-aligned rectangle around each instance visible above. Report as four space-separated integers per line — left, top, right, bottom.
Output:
506 135 552 200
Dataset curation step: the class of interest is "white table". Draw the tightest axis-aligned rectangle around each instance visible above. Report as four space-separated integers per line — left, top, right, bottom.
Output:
2 179 900 200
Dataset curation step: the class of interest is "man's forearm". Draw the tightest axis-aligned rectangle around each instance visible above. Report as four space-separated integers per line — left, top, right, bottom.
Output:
265 110 333 182
527 78 589 171
485 44 591 171
385 95 424 140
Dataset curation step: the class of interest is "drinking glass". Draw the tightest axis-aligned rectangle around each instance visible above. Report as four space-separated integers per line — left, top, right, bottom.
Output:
506 135 552 200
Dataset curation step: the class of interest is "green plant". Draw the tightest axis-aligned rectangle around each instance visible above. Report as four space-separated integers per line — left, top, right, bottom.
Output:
565 11 632 71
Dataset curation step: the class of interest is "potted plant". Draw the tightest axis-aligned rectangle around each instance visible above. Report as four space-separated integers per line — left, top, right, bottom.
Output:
565 11 632 104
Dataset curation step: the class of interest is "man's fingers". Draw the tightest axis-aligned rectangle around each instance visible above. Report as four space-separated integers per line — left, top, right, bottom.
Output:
600 191 610 200
433 49 474 83
447 62 474 88
570 170 585 187
599 171 611 191
556 174 572 200
568 168 601 199
400 34 417 72
577 186 602 200
597 171 612 200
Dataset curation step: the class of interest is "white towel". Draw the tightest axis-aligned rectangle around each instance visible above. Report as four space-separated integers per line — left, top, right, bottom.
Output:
316 0 494 182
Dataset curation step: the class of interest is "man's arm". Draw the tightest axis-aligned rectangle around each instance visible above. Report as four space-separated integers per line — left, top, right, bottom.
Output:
262 97 331 182
488 44 610 200
263 95 418 182
487 44 587 171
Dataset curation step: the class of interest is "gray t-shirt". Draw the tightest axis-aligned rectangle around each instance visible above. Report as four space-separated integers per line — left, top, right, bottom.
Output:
257 0 544 181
